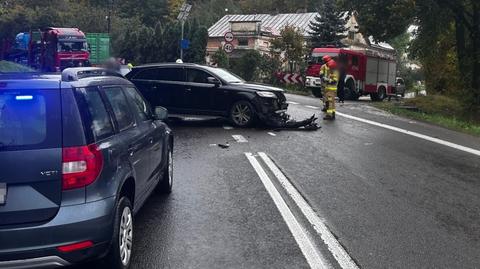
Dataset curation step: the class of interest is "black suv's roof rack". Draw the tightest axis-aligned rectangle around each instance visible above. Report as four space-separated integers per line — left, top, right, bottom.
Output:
61 67 124 82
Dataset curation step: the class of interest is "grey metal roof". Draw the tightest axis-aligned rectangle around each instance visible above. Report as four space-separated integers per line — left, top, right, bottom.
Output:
208 13 319 37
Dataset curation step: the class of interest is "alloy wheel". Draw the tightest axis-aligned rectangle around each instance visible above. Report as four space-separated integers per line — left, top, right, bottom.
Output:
119 206 133 266
231 103 252 126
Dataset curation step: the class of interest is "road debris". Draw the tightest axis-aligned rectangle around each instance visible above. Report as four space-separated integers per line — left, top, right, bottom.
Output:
264 113 320 131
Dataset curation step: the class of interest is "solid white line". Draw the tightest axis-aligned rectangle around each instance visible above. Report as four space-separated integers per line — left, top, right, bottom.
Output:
258 152 359 269
232 134 248 143
335 112 480 157
268 132 277 136
245 153 330 269
287 101 300 105
305 105 320 109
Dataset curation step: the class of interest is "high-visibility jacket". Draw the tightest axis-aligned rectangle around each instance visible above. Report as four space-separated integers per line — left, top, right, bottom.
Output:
325 69 339 91
319 64 329 80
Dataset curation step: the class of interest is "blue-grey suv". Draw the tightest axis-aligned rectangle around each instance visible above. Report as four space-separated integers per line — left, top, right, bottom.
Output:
0 67 174 268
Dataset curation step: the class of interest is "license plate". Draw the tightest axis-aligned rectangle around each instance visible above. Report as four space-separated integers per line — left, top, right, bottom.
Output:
0 183 6 205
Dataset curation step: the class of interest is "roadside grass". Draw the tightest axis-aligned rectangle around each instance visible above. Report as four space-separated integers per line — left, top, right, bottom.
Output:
373 95 480 137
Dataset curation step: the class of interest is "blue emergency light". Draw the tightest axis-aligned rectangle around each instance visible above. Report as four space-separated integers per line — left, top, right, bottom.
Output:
15 95 33 100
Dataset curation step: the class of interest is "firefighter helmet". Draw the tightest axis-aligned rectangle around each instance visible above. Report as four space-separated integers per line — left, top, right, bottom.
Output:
327 60 337 69
322 55 332 62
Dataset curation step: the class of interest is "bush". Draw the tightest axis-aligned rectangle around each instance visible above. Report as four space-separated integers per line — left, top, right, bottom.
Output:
404 95 479 123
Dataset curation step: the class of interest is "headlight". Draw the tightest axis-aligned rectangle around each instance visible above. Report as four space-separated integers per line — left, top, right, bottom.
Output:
257 91 277 98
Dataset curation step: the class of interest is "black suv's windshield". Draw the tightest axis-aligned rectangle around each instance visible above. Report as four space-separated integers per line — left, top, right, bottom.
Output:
0 90 61 150
203 67 245 83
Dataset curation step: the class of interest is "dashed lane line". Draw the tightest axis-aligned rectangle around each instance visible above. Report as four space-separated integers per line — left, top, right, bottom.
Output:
287 101 300 105
232 134 248 143
335 112 480 157
258 152 360 269
268 132 277 136
245 153 330 269
305 105 320 109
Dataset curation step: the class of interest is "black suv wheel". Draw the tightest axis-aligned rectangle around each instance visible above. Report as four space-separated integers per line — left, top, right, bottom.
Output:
229 100 255 127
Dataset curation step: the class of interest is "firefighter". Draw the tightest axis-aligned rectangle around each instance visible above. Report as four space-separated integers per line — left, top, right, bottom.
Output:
323 60 339 120
319 55 332 111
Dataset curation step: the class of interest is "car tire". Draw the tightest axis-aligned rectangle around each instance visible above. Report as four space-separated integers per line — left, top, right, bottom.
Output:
229 100 255 127
105 197 133 269
157 147 173 194
344 80 359 101
371 86 386 101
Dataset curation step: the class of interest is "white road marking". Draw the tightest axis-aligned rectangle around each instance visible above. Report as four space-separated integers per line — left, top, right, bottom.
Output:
305 105 320 109
287 101 300 105
336 112 480 157
268 132 277 136
223 126 234 130
245 153 330 269
258 152 359 269
232 135 248 143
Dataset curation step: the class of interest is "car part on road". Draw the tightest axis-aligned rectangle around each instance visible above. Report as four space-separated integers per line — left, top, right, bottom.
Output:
265 113 320 131
218 143 230 149
230 100 255 127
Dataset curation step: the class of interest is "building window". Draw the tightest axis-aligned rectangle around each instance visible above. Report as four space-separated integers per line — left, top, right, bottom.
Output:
348 31 355 40
238 37 248 46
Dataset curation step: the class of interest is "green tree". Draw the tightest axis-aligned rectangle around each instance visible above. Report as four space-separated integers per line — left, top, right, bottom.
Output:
211 49 229 68
231 50 263 81
271 26 307 72
308 0 347 48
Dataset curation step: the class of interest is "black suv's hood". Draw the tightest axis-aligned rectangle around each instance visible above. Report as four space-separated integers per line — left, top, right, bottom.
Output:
232 82 284 92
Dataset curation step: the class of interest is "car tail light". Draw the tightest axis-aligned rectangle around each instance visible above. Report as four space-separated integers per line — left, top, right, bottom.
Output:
62 144 103 190
57 240 94 253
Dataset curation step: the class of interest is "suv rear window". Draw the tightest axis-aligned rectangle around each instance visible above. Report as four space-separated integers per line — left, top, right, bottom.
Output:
0 90 61 150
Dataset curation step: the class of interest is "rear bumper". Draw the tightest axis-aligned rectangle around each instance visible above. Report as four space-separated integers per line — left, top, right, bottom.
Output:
0 196 116 266
0 256 70 268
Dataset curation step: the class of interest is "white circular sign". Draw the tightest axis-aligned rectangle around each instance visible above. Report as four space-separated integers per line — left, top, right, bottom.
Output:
223 43 234 53
224 32 234 43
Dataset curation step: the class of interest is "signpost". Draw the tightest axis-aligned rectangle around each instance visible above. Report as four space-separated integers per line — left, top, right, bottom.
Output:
177 3 192 61
223 43 234 53
224 32 234 43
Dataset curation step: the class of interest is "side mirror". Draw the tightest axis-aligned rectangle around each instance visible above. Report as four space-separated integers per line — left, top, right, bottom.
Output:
207 76 221 86
154 106 168 121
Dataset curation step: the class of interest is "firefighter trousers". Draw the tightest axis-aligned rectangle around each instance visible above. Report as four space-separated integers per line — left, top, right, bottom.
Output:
324 90 336 119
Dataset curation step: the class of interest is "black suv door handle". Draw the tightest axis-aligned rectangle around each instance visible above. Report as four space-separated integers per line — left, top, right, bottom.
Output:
185 88 192 92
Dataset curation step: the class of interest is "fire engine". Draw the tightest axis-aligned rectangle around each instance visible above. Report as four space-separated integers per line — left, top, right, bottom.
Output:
305 47 397 101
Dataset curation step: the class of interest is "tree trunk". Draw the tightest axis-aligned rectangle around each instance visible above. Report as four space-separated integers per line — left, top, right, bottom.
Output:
470 0 480 106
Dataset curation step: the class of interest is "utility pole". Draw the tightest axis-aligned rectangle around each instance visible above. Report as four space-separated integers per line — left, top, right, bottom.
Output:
106 0 114 33
177 3 192 61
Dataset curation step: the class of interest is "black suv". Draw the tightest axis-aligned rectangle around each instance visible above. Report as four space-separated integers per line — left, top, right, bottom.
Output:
0 67 173 268
126 63 288 127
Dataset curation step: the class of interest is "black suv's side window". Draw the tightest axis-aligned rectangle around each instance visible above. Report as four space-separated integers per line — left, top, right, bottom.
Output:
124 86 150 122
103 87 135 131
80 87 115 141
136 67 184 82
186 69 210 83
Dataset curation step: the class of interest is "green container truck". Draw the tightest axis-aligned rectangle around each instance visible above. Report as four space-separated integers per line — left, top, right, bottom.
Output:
86 33 110 65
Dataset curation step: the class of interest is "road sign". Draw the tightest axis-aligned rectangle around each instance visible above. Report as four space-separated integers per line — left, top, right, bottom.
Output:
181 39 190 49
224 32 234 43
223 43 234 53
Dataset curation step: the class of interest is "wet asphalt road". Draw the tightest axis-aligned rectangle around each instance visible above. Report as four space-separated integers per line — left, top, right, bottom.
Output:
83 94 480 269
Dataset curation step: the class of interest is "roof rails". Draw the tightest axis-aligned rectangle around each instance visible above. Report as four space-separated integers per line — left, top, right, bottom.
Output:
61 67 124 82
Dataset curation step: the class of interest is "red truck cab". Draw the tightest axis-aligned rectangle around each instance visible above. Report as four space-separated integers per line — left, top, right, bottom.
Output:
41 28 90 71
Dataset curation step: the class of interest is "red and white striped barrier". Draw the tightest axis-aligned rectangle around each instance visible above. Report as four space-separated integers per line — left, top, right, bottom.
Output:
275 72 304 85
